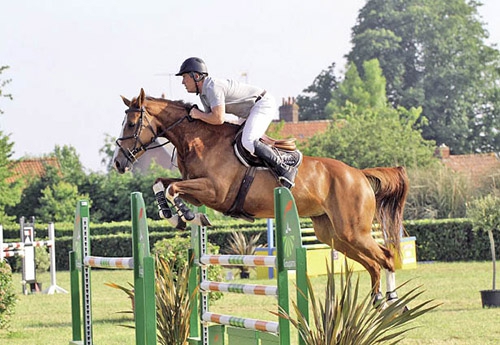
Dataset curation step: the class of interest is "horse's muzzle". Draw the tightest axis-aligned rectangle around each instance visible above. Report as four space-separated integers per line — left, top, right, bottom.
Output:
114 157 132 174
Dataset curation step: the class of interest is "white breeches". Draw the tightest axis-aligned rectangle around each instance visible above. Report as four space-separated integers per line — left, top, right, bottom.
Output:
240 94 277 154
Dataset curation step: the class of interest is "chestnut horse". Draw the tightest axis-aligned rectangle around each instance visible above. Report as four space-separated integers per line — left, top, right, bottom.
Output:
113 89 409 304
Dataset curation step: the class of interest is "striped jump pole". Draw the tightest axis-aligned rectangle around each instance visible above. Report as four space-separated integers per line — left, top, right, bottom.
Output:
188 187 309 345
69 192 157 345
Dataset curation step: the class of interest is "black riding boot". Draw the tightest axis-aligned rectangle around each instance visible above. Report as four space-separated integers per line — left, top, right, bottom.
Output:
254 140 297 188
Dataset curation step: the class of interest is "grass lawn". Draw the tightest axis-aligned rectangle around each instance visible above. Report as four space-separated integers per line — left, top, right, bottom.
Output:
1 261 499 344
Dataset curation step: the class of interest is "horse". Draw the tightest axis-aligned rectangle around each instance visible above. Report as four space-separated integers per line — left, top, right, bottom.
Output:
112 88 409 305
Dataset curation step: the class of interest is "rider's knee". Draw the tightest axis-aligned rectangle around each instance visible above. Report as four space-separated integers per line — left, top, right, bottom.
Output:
240 138 255 155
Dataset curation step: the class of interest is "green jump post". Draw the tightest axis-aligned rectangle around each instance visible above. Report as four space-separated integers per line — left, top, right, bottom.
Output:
131 192 157 345
69 192 157 345
188 187 309 345
274 187 309 345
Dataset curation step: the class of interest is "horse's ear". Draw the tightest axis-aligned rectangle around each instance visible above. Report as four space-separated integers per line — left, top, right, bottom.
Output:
121 95 131 107
139 88 146 107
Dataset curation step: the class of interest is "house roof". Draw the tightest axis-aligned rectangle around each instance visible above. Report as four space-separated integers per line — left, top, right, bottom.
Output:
435 144 500 185
277 120 331 142
7 157 61 184
441 152 500 180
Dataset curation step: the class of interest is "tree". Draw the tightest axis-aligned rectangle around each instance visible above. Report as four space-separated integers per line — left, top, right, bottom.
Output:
0 65 21 223
327 60 387 113
0 66 12 114
6 165 62 221
304 59 436 169
0 133 21 223
53 145 86 184
99 133 117 171
36 181 88 223
296 62 338 121
348 0 500 154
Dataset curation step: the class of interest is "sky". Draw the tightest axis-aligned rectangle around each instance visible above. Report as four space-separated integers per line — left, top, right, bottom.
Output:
1 0 500 173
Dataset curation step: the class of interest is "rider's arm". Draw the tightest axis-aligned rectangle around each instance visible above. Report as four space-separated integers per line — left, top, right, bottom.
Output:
190 104 225 125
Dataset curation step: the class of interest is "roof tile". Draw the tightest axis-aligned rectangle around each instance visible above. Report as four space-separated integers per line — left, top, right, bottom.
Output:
7 157 61 184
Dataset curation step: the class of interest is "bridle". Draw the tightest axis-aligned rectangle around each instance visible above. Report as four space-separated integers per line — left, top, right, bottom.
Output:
115 105 191 164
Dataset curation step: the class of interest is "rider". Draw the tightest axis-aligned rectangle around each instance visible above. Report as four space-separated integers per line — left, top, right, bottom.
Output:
176 57 297 188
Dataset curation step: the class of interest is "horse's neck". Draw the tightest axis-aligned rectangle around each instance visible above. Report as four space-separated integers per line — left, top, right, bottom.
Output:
159 110 237 157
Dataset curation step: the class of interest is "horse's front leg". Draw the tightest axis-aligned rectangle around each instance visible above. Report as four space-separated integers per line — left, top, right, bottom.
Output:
153 179 188 230
153 178 214 228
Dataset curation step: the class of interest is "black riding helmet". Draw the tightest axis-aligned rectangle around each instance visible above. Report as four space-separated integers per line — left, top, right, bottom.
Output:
176 57 208 95
176 57 208 80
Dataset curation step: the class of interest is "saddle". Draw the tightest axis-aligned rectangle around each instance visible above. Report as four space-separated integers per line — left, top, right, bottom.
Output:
224 128 303 222
233 131 303 169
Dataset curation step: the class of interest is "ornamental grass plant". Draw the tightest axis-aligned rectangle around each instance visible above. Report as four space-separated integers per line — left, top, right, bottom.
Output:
106 254 196 345
278 258 439 345
155 254 196 345
224 231 264 278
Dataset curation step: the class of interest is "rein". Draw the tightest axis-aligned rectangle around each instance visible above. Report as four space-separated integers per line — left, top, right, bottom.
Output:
116 105 191 163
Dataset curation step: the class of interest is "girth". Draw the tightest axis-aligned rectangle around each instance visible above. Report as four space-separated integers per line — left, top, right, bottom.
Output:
224 128 303 222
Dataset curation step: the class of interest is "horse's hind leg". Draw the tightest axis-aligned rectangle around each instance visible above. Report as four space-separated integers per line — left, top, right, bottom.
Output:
311 215 385 301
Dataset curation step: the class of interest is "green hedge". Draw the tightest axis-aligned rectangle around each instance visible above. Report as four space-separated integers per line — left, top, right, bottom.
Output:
404 218 495 261
5 218 499 271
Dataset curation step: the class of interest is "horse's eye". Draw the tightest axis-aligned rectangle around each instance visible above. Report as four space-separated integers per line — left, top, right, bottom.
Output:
128 122 136 128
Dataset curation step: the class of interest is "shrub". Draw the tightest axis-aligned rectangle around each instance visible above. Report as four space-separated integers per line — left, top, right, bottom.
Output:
0 260 17 330
35 247 50 273
153 236 223 303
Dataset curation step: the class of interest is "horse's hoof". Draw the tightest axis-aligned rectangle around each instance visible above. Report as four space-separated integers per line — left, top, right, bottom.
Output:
175 218 187 230
386 290 398 303
193 213 212 227
372 292 384 308
166 215 187 230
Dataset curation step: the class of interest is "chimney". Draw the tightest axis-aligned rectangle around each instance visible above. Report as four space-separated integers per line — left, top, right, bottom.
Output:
434 144 450 159
278 97 299 123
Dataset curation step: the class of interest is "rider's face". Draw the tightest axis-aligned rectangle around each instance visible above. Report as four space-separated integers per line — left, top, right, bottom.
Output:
181 73 197 93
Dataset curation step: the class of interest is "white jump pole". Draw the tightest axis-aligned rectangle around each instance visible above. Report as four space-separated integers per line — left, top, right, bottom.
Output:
43 222 68 294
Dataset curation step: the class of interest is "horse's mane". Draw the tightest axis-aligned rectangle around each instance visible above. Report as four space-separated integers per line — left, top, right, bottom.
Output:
129 95 193 111
146 96 193 109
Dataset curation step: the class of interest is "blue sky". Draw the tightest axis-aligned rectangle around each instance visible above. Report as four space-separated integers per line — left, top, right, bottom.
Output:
1 0 499 172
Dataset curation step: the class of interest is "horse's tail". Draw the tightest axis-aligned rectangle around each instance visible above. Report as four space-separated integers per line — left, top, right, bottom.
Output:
362 166 409 251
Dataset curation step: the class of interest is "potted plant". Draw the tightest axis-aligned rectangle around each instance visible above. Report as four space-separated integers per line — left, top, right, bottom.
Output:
225 231 263 279
467 194 500 308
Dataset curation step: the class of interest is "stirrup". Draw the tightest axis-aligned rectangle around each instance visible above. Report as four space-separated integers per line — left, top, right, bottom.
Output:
277 165 297 189
279 176 295 189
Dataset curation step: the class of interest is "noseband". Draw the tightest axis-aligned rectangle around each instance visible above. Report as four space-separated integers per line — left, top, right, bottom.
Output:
116 105 190 164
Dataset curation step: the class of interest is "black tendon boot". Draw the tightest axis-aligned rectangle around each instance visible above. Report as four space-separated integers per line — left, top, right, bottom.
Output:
253 140 297 188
